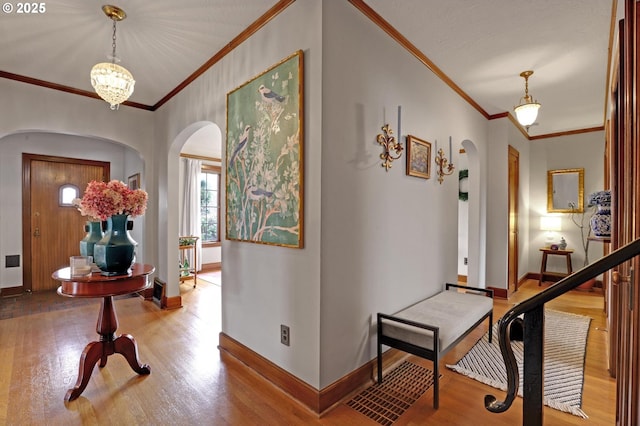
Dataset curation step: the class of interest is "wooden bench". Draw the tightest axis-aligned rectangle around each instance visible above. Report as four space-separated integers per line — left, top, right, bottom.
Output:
377 283 494 409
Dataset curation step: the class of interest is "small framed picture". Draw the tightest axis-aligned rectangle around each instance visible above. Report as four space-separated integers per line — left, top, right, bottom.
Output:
406 135 431 179
128 173 140 190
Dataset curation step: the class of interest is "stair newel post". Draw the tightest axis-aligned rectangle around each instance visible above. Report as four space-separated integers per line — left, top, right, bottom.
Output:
523 305 544 426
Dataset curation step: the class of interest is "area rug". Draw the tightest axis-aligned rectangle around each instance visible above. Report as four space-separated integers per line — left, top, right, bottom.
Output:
346 360 434 425
446 309 591 418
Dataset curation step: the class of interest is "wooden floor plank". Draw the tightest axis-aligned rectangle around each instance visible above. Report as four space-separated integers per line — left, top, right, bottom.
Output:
0 278 614 425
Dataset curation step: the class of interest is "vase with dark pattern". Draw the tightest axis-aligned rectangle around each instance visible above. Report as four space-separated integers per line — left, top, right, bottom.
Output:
590 204 611 238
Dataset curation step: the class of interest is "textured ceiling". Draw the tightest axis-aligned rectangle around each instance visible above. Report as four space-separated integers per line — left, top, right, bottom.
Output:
363 0 617 136
0 0 619 137
0 0 280 106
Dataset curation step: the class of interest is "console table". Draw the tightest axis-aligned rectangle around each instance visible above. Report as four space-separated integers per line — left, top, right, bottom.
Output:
53 263 155 402
538 248 574 286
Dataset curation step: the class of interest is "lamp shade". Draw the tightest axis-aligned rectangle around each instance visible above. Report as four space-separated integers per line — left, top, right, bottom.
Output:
90 62 135 109
540 216 562 232
515 102 541 126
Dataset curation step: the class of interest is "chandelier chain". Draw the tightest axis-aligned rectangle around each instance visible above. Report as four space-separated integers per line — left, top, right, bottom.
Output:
111 19 117 63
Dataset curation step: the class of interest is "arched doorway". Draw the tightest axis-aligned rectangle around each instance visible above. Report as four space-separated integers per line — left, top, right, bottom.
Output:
164 121 222 305
458 139 484 287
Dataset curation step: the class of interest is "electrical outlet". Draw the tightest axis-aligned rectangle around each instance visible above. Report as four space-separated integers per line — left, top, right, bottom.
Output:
280 324 290 346
464 257 468 265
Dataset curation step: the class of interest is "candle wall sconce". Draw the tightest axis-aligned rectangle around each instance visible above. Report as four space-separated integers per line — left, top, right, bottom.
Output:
377 124 403 171
435 147 455 184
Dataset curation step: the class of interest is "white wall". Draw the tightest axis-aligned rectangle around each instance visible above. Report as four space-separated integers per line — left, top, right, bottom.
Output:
153 0 323 388
458 151 469 277
462 138 487 288
319 0 490 387
0 79 156 284
485 120 510 288
483 120 532 289
0 0 604 395
509 124 532 286
178 122 223 267
0 128 148 289
177 154 223 267
528 131 605 273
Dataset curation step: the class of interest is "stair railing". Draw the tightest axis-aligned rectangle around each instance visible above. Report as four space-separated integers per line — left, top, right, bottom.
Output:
484 237 640 426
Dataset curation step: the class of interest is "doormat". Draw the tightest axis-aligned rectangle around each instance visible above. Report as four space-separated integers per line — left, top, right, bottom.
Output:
345 360 434 425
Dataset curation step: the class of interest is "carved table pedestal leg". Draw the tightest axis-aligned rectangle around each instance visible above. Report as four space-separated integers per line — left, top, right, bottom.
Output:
65 296 150 402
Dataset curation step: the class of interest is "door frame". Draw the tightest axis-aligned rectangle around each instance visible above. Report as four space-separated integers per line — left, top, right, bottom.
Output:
21 153 110 292
508 145 520 292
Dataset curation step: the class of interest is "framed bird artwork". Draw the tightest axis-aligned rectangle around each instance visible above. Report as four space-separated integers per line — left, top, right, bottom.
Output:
225 50 304 248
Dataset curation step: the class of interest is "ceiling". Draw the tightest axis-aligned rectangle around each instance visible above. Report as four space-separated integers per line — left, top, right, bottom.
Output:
0 0 619 138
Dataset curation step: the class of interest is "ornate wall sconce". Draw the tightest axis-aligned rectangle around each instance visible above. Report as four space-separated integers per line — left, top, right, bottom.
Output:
435 137 455 184
377 124 403 171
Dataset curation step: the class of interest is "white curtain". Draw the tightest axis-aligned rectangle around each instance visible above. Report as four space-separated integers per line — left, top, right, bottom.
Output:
181 158 202 271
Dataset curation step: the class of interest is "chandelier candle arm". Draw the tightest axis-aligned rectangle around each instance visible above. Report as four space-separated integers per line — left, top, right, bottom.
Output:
90 5 135 110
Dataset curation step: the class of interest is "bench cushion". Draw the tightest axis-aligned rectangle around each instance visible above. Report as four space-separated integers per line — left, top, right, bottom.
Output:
380 290 493 352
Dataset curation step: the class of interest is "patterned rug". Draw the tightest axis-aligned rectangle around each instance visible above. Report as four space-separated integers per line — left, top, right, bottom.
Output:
346 361 434 425
447 309 591 418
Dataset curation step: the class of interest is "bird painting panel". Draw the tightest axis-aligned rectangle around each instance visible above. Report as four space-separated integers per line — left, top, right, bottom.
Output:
225 51 304 248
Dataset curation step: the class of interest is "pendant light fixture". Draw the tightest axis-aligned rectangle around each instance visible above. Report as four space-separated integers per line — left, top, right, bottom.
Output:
90 5 135 110
513 70 541 127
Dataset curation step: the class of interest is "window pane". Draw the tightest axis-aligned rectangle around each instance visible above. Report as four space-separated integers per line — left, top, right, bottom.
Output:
199 168 220 242
59 185 79 206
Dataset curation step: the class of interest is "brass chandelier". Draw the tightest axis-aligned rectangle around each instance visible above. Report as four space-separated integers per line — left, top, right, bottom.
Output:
90 5 135 110
513 70 541 128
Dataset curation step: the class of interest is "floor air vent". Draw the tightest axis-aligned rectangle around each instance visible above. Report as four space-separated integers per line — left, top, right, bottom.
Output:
346 360 434 425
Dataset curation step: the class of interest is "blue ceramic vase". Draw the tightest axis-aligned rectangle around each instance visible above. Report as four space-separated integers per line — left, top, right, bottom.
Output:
79 221 103 257
93 214 137 275
590 203 611 238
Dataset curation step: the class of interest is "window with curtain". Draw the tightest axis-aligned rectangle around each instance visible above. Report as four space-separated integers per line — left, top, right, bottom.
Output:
200 165 221 243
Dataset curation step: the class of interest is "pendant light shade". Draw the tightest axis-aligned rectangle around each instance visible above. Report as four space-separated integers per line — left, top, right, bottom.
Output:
90 5 135 110
514 70 541 127
91 62 135 109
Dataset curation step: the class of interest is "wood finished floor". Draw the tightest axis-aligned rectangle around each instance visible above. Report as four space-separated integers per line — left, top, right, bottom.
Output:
0 278 614 425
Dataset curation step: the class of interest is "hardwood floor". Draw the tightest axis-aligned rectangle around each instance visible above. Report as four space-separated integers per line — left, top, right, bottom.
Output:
0 278 614 425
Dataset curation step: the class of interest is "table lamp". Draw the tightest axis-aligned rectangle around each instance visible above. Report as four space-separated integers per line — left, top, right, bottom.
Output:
540 216 562 248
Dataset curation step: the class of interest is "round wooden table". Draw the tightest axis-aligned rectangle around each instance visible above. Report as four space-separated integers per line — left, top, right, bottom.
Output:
53 263 155 402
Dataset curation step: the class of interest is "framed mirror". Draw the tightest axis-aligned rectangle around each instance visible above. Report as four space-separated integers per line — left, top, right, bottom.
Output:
547 168 584 213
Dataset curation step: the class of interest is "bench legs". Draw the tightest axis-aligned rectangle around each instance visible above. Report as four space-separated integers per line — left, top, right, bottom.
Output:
377 327 383 384
433 355 439 409
489 311 493 343
376 311 492 411
377 347 440 409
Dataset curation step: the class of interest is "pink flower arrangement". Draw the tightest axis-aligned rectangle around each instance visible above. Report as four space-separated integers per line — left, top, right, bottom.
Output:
75 180 148 221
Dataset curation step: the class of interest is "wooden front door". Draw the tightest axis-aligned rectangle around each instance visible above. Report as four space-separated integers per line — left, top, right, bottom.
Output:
22 154 109 292
508 145 519 292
